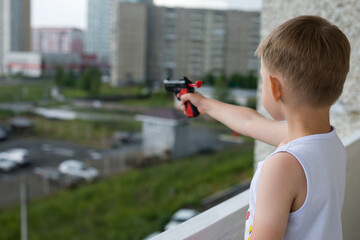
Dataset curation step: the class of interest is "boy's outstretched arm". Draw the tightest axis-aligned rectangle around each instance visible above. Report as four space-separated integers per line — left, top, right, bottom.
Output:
180 92 287 147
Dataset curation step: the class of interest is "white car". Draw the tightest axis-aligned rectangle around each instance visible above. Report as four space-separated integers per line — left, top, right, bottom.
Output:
0 148 30 166
164 209 199 231
0 158 17 172
59 160 99 182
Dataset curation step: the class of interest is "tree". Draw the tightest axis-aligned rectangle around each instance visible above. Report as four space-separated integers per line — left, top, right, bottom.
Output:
62 69 77 88
213 73 234 104
79 68 102 96
244 71 258 89
228 72 258 89
89 68 101 96
54 66 64 87
229 73 245 88
203 73 216 86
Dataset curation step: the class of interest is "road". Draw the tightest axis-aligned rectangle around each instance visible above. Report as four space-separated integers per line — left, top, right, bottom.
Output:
0 138 141 208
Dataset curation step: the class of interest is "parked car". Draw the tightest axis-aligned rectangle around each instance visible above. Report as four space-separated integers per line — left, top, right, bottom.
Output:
0 124 12 140
0 157 17 172
111 131 141 148
34 167 83 188
58 160 99 182
87 149 103 160
164 209 199 231
0 128 8 140
0 148 30 166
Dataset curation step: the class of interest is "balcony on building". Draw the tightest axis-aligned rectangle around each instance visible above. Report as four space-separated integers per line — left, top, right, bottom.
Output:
151 129 360 240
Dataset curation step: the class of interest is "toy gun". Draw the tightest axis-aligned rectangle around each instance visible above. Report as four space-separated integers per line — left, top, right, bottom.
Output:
163 76 203 118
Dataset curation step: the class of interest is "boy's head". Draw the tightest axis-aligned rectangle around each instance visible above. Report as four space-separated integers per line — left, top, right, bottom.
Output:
256 15 351 107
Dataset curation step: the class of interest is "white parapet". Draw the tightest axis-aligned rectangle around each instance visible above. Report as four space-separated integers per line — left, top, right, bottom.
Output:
152 189 249 240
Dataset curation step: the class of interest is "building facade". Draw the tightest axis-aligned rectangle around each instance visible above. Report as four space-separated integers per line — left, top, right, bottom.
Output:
86 0 153 65
32 28 84 54
0 0 31 75
86 0 112 61
112 3 260 86
112 2 148 85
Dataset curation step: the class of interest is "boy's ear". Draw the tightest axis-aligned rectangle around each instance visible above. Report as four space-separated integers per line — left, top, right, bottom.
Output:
268 75 282 102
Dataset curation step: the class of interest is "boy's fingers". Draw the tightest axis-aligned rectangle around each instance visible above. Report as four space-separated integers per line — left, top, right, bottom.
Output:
180 93 191 103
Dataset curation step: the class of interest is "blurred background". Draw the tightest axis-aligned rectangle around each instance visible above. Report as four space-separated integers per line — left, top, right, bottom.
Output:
0 0 261 239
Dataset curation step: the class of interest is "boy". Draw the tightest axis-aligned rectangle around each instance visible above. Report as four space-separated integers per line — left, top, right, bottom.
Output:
179 15 350 240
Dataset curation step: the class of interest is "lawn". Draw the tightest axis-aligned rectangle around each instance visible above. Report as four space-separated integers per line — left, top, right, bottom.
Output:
0 111 141 148
0 80 170 106
61 84 145 99
0 82 52 103
0 143 254 240
31 116 141 148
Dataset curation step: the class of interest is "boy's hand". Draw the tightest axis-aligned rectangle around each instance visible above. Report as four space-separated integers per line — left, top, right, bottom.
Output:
178 92 207 116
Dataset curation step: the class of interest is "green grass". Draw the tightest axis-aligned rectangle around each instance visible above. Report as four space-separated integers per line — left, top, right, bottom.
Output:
118 91 173 107
0 80 171 108
31 116 141 148
0 144 254 240
62 84 145 99
0 83 52 103
0 110 15 119
0 112 141 148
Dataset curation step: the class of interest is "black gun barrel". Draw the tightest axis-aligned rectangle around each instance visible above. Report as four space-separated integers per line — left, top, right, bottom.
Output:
163 79 189 93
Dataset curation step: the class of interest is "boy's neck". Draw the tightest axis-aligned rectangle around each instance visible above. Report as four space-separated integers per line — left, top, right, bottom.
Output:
281 105 332 146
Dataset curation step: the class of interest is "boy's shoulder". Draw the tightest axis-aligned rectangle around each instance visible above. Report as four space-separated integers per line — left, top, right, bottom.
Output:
260 151 306 201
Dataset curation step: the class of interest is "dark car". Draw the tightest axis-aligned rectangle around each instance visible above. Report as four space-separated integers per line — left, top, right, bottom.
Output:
0 124 11 140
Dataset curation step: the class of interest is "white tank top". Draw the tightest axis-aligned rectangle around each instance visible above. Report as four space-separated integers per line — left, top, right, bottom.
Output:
244 127 346 240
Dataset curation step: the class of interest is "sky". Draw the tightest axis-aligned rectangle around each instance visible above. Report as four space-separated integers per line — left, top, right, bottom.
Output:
31 0 262 30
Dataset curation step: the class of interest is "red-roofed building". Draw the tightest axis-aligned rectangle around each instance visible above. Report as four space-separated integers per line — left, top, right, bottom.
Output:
32 28 84 54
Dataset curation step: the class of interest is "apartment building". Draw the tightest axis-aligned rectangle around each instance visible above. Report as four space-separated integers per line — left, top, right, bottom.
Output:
0 0 31 75
112 3 260 86
86 0 153 65
86 0 112 61
32 28 84 54
112 2 148 85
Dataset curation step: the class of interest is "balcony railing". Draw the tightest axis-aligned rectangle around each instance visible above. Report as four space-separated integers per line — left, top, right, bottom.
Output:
153 129 360 240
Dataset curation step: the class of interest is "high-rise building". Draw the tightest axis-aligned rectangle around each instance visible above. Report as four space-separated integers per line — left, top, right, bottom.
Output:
112 3 260 86
0 0 31 75
86 0 111 61
86 0 153 67
112 2 148 85
32 28 84 54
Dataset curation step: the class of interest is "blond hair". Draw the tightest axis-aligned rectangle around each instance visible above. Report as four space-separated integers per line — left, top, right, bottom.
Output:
256 15 351 107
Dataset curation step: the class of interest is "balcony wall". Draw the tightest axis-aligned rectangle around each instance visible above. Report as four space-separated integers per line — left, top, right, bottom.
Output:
341 129 360 240
153 129 360 240
153 189 249 240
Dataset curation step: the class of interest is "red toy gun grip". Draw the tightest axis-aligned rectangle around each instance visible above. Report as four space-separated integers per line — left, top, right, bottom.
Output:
179 88 200 118
185 101 200 118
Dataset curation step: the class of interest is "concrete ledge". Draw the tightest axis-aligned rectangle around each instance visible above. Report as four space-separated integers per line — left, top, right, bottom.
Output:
151 128 360 240
152 189 249 240
341 129 360 240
